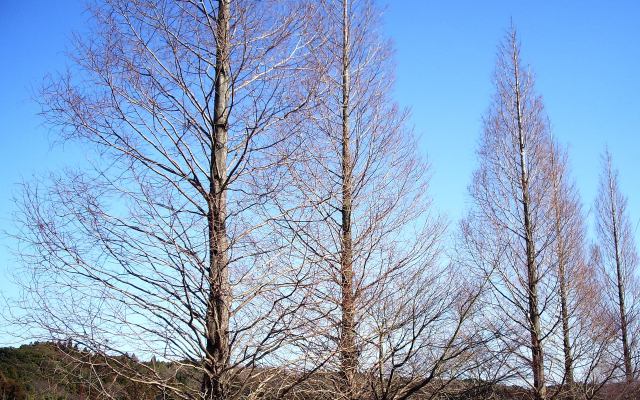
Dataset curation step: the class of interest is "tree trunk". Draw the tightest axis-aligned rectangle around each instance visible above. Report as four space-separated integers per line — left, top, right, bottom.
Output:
202 0 231 398
512 38 547 400
551 153 575 386
608 170 634 384
557 234 575 386
339 0 357 397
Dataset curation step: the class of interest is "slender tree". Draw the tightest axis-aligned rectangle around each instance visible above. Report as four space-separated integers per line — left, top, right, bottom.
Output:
546 141 620 399
594 150 639 384
13 0 318 399
274 1 484 399
462 28 557 400
548 141 580 386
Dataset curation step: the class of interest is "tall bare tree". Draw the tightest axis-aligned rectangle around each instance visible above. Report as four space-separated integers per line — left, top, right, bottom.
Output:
12 0 319 399
462 28 558 400
273 1 485 399
594 150 639 384
546 141 621 399
548 141 581 387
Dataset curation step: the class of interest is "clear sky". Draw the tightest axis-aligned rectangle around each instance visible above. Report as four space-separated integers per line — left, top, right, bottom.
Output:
383 1 640 225
1 1 639 341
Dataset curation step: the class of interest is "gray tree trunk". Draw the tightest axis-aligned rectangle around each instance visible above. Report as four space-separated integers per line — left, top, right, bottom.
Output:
512 40 547 400
202 0 231 397
608 171 634 384
339 0 357 398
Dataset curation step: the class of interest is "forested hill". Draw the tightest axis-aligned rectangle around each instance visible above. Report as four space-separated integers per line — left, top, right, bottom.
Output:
0 342 64 399
1 342 638 400
0 342 514 400
0 342 159 400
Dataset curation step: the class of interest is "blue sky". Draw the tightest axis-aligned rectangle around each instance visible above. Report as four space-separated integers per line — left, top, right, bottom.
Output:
1 1 639 340
1 1 88 317
383 1 640 225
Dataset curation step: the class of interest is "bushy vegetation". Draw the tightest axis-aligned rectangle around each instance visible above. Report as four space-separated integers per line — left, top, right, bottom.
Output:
0 343 163 400
3 343 640 400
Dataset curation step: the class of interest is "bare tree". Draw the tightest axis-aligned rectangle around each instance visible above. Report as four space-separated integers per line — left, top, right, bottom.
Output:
271 1 486 399
594 150 640 384
11 0 319 399
548 141 579 387
546 141 619 399
461 28 558 400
